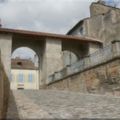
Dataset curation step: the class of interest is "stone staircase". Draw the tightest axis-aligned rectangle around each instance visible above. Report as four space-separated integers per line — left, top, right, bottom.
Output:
7 90 120 119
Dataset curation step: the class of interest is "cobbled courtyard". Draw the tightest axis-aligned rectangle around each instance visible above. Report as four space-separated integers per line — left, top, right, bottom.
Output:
7 90 120 119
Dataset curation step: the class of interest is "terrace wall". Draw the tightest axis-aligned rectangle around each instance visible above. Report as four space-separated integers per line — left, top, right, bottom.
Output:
47 41 120 96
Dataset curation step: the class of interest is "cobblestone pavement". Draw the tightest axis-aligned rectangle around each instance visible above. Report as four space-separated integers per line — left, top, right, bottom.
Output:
7 90 120 119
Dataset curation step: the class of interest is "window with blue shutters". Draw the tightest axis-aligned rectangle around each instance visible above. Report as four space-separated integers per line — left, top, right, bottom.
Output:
28 73 33 82
18 73 24 83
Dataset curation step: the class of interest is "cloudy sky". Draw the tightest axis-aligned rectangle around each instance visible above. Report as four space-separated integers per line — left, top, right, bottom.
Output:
0 0 96 34
0 0 119 59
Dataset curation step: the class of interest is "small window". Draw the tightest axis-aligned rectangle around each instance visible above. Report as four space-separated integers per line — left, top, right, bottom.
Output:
17 62 22 66
18 73 24 83
28 73 34 83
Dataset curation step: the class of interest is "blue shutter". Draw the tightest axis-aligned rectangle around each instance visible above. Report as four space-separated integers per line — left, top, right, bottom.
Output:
18 73 24 83
28 73 33 82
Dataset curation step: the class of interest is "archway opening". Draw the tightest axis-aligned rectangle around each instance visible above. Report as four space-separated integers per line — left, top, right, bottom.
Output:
11 47 39 90
62 50 79 67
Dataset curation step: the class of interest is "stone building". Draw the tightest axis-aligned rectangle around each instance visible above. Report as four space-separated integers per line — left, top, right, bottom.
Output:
47 2 120 95
0 1 119 90
11 58 39 90
68 2 120 45
1 2 120 119
63 2 120 65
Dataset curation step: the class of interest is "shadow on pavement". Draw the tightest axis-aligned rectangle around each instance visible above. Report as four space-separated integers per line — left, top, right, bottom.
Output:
6 90 20 119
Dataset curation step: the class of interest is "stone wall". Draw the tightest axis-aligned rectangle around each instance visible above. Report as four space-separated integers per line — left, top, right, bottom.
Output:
86 3 120 45
47 41 120 96
85 12 120 45
0 34 12 80
0 52 10 119
90 2 120 17
47 58 120 96
68 3 120 46
12 35 64 86
42 38 63 84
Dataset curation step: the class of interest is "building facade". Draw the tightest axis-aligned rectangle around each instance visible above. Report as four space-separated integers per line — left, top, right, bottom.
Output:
67 2 120 45
62 1 120 66
11 58 39 90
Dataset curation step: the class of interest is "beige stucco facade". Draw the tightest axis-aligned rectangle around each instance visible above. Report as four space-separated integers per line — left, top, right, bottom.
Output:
11 69 39 90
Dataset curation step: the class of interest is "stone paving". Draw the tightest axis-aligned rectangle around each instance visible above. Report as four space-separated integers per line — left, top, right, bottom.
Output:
7 90 120 119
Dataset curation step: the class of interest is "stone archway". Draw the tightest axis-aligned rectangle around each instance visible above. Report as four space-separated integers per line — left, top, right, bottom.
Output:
12 35 45 88
62 40 89 67
0 28 102 87
62 50 79 67
11 47 40 90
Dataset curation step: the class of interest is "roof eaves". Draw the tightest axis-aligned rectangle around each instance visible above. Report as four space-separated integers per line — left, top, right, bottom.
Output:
0 27 102 44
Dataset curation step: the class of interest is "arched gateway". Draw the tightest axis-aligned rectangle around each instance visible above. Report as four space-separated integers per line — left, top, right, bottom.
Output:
0 28 102 88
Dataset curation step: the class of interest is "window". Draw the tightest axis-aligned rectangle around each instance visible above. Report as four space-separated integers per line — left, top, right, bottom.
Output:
18 73 24 83
17 62 22 66
28 73 33 83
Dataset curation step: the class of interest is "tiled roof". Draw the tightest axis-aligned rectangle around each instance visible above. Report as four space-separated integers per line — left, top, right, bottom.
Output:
0 28 102 44
11 58 38 70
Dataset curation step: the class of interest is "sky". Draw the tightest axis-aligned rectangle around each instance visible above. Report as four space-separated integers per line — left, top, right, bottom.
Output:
12 47 36 59
0 0 119 59
0 0 96 34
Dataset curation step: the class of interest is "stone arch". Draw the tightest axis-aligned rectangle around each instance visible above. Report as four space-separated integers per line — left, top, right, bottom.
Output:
11 35 45 87
62 50 79 66
12 46 39 67
12 40 42 59
11 46 40 89
62 41 89 66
